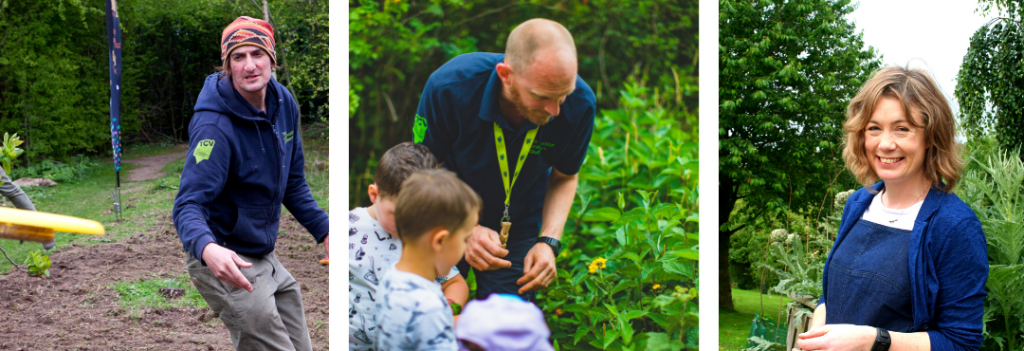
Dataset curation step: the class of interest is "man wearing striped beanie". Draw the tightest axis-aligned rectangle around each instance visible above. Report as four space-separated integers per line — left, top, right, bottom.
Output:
173 15 329 351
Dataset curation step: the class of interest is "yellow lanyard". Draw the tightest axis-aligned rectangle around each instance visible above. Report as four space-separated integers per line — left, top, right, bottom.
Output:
493 122 538 222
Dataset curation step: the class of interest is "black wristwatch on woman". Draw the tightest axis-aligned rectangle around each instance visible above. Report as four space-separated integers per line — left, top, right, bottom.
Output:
872 328 891 351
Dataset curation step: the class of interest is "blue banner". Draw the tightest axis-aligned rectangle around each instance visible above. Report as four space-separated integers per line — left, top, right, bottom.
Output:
105 0 122 174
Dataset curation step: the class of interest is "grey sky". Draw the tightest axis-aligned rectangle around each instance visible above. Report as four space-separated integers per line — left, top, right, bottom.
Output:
845 0 993 111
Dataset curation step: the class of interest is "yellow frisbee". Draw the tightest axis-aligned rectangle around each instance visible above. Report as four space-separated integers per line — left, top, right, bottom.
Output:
0 207 105 243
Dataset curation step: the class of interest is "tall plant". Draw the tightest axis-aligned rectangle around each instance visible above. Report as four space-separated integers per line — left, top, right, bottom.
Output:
958 147 1024 351
537 78 697 351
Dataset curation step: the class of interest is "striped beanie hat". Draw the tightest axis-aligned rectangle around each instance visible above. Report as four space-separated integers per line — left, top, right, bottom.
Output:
220 16 277 65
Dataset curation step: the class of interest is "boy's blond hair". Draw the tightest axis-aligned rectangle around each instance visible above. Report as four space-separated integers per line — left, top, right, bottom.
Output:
394 169 482 243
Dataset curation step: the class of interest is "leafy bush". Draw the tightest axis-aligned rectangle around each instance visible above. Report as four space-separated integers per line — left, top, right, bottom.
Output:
16 156 96 184
958 145 1024 351
537 79 697 350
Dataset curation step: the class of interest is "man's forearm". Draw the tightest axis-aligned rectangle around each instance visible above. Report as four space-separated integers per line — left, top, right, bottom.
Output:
540 169 578 240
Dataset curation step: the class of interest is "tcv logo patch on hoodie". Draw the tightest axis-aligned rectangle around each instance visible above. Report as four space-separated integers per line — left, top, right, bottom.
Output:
283 130 295 143
194 139 215 164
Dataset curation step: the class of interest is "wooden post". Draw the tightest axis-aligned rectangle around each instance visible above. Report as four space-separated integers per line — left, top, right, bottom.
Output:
786 303 814 351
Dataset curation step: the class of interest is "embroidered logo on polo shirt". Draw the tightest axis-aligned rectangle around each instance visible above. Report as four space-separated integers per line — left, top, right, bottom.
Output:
413 114 427 143
530 142 555 155
194 139 215 164
283 130 295 143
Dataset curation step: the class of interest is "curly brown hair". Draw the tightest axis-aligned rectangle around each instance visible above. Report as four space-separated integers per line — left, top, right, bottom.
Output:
842 66 962 192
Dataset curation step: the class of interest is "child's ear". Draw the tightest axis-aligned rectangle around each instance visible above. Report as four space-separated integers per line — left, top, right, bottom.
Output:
368 184 380 204
431 229 450 252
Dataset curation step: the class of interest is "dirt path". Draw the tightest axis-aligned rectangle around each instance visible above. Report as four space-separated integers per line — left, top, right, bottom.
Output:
122 149 189 182
0 213 330 350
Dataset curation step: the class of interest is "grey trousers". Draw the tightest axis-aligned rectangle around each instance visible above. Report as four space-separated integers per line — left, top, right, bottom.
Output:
0 167 35 211
187 252 313 351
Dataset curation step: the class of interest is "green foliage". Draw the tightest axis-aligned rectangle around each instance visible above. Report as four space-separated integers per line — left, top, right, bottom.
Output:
1 132 25 178
23 250 51 277
0 0 328 164
956 0 1023 149
0 0 110 160
958 144 1024 351
719 0 881 309
537 80 697 350
349 0 698 208
18 156 97 184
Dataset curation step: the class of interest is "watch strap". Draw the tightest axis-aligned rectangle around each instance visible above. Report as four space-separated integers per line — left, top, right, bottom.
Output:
536 236 561 256
871 328 891 351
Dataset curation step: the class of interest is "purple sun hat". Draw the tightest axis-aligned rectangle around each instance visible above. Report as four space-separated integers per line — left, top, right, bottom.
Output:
456 293 554 351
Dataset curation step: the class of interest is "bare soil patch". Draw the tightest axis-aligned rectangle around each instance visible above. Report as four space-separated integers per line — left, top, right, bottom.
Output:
0 214 329 350
123 150 188 182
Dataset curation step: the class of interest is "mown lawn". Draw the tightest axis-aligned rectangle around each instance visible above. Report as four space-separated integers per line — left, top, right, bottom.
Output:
720 287 797 350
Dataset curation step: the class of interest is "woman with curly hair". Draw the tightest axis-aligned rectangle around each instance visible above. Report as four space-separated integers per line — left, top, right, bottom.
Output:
796 66 988 351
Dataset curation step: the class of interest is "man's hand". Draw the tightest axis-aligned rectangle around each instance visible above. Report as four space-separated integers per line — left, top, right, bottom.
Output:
465 225 511 271
795 324 875 351
324 234 329 255
516 241 557 294
201 243 254 292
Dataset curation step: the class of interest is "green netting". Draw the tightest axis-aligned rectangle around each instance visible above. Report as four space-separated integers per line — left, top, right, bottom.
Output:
746 313 788 348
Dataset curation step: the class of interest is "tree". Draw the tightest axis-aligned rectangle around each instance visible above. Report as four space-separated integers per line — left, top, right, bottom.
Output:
718 0 879 309
956 0 1022 149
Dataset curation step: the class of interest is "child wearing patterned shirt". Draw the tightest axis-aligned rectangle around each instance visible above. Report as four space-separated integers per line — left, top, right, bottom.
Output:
376 169 482 351
349 142 469 350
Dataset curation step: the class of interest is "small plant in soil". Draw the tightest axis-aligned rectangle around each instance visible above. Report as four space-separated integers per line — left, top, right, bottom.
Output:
23 250 51 277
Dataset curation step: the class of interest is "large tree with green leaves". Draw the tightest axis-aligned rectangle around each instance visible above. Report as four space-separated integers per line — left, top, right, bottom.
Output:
956 0 1022 149
719 0 879 309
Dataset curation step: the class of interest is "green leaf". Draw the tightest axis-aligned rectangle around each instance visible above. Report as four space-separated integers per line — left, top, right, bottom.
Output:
573 325 592 345
610 280 633 297
651 203 678 218
603 328 621 349
583 207 621 222
670 249 699 261
623 310 649 321
563 303 588 314
663 260 694 278
644 332 684 351
616 208 647 224
621 252 642 266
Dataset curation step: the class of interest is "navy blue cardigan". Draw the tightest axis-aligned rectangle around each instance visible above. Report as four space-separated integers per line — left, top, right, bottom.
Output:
821 183 988 351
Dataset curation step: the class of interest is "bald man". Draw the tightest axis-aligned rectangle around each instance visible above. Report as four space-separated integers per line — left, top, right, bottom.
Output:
413 19 595 301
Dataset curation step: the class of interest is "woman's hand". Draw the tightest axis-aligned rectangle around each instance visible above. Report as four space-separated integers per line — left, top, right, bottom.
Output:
795 324 875 351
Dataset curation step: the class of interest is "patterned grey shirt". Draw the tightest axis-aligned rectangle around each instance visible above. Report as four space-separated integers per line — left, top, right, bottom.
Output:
349 207 459 350
375 268 457 351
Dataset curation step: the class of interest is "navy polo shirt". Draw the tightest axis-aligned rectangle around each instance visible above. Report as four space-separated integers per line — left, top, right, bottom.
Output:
415 52 595 246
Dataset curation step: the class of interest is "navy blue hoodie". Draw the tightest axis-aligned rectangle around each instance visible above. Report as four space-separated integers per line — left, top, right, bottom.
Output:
173 73 329 263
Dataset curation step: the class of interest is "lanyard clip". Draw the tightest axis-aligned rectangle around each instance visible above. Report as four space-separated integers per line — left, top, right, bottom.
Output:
502 204 510 222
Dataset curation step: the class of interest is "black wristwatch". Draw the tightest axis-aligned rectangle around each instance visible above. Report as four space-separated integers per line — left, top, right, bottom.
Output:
536 236 561 256
872 328 891 351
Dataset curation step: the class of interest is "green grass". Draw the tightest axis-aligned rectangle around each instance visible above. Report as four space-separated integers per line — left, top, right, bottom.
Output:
111 275 208 316
720 288 796 350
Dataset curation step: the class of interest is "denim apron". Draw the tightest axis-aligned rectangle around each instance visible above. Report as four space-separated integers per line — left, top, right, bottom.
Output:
825 219 915 332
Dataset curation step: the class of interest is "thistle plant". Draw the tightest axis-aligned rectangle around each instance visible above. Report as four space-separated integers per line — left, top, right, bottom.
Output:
958 147 1024 351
